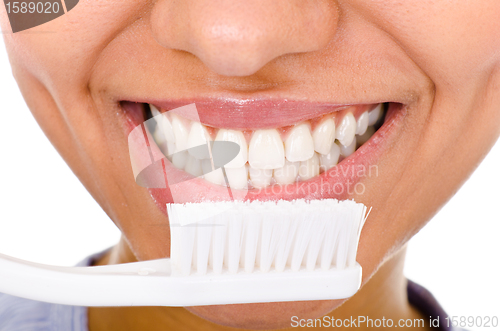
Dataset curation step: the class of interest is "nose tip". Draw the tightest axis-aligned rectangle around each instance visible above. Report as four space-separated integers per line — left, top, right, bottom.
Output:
151 0 339 76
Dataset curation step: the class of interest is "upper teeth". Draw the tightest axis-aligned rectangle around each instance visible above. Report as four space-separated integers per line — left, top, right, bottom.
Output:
216 129 248 168
249 129 285 169
368 103 383 126
355 111 369 136
151 105 175 142
187 122 211 159
149 104 383 189
171 114 189 152
285 123 315 162
312 117 336 155
335 112 356 147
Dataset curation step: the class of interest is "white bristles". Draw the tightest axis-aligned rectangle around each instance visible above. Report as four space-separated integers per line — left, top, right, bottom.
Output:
167 199 367 276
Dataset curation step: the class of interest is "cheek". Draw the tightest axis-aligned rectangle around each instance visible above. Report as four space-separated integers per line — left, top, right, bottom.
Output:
2 0 149 94
349 0 500 88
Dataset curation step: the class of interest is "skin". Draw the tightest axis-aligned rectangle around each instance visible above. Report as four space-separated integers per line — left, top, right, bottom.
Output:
2 0 500 330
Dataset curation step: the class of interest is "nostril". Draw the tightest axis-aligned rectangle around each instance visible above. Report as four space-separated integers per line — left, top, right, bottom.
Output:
150 0 339 77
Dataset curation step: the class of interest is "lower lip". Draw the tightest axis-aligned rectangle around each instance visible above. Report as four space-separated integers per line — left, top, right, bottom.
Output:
122 102 405 215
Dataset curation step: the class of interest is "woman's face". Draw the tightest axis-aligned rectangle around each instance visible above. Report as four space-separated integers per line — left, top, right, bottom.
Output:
2 0 500 329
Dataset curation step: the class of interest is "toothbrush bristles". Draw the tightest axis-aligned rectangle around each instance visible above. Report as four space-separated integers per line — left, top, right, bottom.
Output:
167 199 367 276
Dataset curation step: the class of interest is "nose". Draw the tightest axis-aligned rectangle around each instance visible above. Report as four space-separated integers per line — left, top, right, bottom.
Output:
150 0 339 76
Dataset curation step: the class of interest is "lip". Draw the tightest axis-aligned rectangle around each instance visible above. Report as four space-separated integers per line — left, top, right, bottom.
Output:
126 98 376 130
122 100 405 215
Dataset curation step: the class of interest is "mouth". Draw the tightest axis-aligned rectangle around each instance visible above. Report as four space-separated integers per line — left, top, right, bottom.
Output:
123 99 404 210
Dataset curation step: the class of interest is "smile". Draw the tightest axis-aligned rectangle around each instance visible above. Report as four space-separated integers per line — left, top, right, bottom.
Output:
123 99 404 207
146 103 385 190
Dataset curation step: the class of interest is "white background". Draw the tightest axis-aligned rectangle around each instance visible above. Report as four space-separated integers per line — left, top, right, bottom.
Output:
0 39 499 330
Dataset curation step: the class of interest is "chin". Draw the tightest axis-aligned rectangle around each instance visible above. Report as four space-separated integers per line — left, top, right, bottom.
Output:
186 300 342 330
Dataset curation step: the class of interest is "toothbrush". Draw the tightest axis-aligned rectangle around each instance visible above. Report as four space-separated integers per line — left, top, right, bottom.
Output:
0 199 368 306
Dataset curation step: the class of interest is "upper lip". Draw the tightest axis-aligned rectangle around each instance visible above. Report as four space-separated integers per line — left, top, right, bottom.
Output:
133 98 375 130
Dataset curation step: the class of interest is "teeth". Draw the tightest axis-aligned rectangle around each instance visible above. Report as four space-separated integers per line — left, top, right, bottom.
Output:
204 169 225 185
249 167 273 188
150 105 384 189
150 104 162 121
185 155 203 177
312 118 335 155
284 123 315 162
201 160 225 185
356 126 375 145
339 138 356 157
298 153 320 181
355 111 369 135
153 126 166 145
225 165 249 189
319 142 341 172
159 141 175 161
171 114 190 152
248 129 285 169
215 129 248 168
273 160 299 185
161 114 176 143
166 141 176 159
172 150 189 169
150 105 175 142
157 141 169 158
187 122 211 159
368 104 382 126
335 113 356 147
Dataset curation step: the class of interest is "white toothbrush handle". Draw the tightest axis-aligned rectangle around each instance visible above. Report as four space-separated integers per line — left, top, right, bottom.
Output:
0 252 362 306
0 252 175 306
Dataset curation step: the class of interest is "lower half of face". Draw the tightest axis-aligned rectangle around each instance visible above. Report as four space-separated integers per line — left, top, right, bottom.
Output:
2 0 500 328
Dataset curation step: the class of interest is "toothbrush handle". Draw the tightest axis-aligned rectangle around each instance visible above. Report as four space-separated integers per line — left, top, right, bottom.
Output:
0 252 362 307
0 252 173 306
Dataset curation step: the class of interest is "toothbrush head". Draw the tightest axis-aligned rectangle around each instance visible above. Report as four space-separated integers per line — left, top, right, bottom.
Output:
165 199 368 305
167 199 367 276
